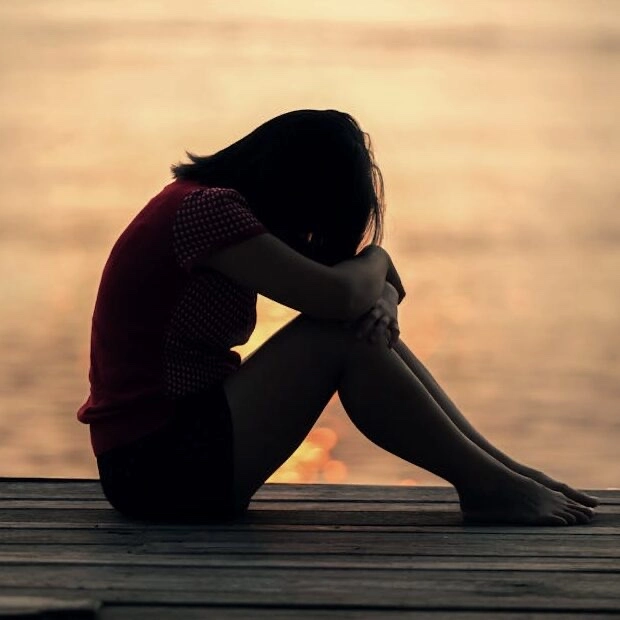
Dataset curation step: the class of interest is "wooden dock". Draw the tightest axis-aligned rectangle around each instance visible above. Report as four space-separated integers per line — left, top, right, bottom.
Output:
0 479 618 619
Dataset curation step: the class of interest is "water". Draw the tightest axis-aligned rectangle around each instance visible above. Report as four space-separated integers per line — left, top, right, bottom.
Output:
1 1 618 487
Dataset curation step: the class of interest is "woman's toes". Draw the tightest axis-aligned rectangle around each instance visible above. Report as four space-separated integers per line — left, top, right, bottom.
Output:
546 514 568 526
558 510 578 525
560 483 599 507
568 508 589 524
567 500 595 520
518 468 599 507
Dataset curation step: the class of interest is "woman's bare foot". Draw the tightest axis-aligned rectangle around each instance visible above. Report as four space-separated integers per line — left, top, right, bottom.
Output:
506 464 599 508
458 472 596 526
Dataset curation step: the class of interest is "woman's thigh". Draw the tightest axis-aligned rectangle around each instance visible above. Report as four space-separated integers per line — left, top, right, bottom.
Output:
224 315 354 507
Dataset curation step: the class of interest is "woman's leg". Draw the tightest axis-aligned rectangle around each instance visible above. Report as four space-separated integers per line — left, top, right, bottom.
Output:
224 315 594 525
392 339 599 507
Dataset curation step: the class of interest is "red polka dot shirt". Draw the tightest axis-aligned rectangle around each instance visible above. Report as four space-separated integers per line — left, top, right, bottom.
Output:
77 180 267 455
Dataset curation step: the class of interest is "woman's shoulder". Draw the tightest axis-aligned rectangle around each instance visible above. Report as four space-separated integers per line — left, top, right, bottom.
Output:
160 179 246 204
178 183 248 208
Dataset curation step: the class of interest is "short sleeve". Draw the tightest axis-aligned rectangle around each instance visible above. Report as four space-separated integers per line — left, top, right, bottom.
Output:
173 187 267 271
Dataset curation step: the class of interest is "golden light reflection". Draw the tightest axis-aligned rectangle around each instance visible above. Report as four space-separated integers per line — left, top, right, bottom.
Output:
235 296 298 360
267 426 351 484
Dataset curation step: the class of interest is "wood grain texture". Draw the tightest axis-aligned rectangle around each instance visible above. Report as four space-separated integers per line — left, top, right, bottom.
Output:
0 479 617 503
100 611 620 620
0 479 618 618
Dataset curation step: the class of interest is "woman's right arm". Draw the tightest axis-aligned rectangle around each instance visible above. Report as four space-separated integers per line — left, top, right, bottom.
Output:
194 233 390 321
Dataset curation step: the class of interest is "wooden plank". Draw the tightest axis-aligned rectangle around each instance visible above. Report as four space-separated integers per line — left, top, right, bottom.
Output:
1 528 618 557
0 480 458 502
101 608 620 620
256 484 620 505
1 522 619 538
1 499 471 510
1 479 617 505
0 479 105 501
1 546 618 571
242 507 619 528
0 568 618 611
0 500 113 509
0 490 617 532
0 595 99 619
0 505 617 530
2 498 619 514
1 518 618 536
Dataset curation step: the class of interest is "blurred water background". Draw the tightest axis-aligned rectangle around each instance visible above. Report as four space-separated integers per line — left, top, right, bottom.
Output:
0 0 618 487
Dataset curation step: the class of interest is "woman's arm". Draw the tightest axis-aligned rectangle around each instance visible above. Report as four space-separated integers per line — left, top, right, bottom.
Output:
353 280 401 348
386 256 406 303
194 233 390 321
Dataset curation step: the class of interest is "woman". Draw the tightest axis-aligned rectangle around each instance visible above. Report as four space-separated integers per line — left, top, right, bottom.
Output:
78 109 598 524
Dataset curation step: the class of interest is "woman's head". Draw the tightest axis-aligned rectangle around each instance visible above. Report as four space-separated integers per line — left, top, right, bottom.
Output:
171 109 384 264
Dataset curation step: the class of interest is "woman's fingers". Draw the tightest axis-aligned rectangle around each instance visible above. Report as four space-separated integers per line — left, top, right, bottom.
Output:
370 315 392 343
355 300 399 347
356 307 382 340
388 320 400 347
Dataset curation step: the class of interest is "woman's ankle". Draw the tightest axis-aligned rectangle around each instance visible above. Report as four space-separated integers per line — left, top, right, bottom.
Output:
452 458 521 502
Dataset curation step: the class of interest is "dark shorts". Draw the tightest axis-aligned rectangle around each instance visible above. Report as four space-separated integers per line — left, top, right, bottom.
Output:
97 385 245 523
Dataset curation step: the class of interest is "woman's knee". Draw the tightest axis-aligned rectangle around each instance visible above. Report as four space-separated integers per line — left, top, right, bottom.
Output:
296 314 387 353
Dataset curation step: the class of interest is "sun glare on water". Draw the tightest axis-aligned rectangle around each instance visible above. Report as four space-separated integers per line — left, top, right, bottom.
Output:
267 426 346 484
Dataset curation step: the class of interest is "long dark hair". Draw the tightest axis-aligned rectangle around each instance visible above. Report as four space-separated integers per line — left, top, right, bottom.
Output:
171 109 384 265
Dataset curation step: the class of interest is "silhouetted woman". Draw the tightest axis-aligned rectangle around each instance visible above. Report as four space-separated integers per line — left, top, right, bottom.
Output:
78 109 598 524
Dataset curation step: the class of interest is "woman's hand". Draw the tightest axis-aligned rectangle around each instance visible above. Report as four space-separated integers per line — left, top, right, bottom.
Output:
354 281 400 348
